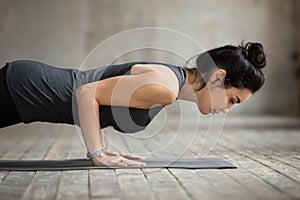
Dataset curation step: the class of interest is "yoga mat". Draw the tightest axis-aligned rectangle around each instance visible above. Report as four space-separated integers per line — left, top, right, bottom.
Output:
0 158 237 171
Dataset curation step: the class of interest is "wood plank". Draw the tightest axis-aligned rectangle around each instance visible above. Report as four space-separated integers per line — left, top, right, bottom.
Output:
156 133 255 199
223 128 300 151
128 127 195 158
116 168 156 200
205 133 300 200
0 124 43 159
88 128 122 200
113 133 156 200
55 128 89 200
0 172 8 184
65 130 87 158
21 171 61 200
293 155 300 160
105 128 135 154
118 131 152 159
56 170 89 200
195 134 291 200
140 130 226 200
142 168 191 200
153 128 196 158
0 172 36 200
0 115 297 200
166 128 292 200
0 122 28 149
121 129 190 199
169 169 224 200
221 132 300 184
44 126 75 160
123 130 217 199
0 127 22 157
21 125 73 200
158 129 258 200
196 169 258 200
242 150 300 183
213 150 291 200
89 169 121 199
21 125 59 160
0 124 46 200
221 128 300 153
269 152 300 170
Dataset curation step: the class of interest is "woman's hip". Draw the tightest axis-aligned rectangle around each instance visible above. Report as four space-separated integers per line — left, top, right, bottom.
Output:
0 63 22 128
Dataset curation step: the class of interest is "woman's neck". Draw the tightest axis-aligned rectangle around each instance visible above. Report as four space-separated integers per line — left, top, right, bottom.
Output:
177 68 202 102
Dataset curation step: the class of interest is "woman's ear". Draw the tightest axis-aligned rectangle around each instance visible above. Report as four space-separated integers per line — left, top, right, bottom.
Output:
216 69 226 80
210 68 227 84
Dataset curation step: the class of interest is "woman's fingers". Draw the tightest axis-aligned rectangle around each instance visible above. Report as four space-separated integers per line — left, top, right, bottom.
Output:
114 156 145 166
91 148 147 167
107 157 128 167
121 158 146 166
92 155 126 167
102 148 146 160
119 152 145 160
92 155 145 167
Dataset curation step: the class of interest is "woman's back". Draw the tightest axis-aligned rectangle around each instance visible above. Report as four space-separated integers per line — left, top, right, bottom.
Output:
6 60 76 124
5 60 186 132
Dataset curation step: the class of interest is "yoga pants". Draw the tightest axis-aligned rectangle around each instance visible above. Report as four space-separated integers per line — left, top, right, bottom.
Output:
0 64 22 128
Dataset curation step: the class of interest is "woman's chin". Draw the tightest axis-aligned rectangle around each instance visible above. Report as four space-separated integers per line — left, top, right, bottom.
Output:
199 108 210 115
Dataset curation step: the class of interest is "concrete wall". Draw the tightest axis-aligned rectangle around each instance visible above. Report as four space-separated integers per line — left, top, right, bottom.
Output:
293 0 300 114
0 0 299 115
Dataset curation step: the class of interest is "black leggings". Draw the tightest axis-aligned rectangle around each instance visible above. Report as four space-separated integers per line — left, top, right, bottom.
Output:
0 64 22 128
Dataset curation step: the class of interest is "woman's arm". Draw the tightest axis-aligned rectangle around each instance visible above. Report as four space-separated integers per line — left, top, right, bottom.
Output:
76 67 178 166
76 84 105 152
76 83 145 166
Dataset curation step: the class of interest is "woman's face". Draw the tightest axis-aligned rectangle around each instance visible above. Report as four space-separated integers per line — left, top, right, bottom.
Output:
196 69 252 115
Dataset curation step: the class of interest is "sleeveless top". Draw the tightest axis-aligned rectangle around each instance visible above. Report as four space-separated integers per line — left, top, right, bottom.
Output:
5 60 186 133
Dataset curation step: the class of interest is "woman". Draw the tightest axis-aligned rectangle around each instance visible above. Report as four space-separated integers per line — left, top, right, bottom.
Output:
0 41 266 167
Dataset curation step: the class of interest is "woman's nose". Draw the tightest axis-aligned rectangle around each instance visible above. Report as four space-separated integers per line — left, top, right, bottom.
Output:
224 104 232 113
222 108 229 113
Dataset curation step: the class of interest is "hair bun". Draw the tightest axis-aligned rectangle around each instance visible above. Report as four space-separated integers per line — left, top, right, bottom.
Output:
241 42 266 69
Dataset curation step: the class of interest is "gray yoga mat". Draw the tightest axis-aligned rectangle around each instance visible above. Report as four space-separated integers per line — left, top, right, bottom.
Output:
0 158 237 171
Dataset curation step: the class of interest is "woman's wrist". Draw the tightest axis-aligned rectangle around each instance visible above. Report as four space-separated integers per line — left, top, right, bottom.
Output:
86 147 112 159
85 129 106 157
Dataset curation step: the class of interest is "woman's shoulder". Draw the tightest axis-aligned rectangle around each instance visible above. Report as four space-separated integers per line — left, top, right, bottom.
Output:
130 61 185 89
130 62 180 96
129 61 179 75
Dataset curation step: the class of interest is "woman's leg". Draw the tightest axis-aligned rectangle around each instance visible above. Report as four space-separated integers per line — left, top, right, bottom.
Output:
0 64 23 128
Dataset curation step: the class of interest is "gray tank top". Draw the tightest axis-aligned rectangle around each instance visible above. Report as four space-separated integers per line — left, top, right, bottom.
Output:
5 60 186 133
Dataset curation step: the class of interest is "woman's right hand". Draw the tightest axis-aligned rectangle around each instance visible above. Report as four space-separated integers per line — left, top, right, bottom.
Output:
91 153 146 167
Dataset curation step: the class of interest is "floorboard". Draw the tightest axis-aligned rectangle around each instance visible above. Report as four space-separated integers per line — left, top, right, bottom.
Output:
0 115 299 200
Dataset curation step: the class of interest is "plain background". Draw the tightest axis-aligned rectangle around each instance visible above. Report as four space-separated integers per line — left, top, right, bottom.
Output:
0 0 299 116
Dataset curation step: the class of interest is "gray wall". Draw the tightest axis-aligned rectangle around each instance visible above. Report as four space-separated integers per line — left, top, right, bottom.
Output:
0 0 299 115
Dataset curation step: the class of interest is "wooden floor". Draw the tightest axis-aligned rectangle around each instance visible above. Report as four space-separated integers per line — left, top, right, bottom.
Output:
0 114 299 200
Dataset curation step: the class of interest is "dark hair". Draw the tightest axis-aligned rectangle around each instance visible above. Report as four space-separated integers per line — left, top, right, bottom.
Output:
185 41 267 93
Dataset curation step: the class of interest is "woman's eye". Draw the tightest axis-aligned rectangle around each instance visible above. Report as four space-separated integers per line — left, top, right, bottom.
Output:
230 99 235 104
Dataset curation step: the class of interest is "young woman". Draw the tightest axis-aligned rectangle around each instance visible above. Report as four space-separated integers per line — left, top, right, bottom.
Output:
0 42 266 167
